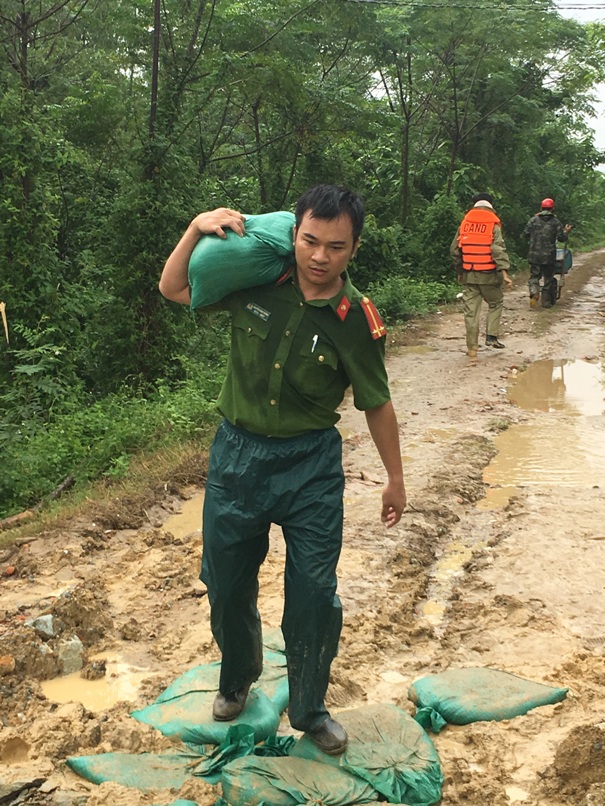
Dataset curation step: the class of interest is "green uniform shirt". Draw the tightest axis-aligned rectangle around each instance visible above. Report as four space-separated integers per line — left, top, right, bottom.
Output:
216 272 390 438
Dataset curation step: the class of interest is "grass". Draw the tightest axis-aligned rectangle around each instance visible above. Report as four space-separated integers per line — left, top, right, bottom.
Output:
487 418 512 433
0 435 215 550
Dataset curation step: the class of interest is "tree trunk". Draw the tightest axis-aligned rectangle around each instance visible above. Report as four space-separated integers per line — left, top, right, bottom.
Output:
149 0 161 140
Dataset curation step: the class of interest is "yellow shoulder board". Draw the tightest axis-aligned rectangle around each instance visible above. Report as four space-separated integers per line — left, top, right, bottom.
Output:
361 297 387 340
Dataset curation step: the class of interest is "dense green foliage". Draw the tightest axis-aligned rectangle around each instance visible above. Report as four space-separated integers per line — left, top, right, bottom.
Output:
2 0 605 517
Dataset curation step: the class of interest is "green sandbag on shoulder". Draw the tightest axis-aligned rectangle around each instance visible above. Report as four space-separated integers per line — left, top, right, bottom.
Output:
131 687 280 747
409 667 568 732
66 751 199 791
188 211 295 310
221 755 379 806
291 703 442 806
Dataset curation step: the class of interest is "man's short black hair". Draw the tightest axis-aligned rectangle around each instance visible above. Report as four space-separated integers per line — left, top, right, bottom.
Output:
472 192 495 206
295 184 365 243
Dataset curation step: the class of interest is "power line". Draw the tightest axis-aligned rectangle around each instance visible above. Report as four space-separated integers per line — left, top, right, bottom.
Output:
344 0 605 9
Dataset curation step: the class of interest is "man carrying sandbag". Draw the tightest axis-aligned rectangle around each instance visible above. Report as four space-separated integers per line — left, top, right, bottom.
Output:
159 184 406 756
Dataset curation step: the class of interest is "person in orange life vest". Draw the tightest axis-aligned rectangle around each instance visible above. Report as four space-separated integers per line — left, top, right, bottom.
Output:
450 193 512 358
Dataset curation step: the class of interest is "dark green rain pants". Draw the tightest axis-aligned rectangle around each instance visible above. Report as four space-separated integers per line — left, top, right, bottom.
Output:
201 418 344 732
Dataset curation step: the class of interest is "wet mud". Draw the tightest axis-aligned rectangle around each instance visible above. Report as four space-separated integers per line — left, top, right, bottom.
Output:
1 252 605 804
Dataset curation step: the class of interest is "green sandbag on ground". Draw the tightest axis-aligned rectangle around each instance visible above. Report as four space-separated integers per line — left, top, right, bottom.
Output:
194 725 297 784
144 650 289 714
66 751 199 791
130 643 288 748
221 756 379 806
188 211 295 310
67 727 296 792
291 703 442 805
409 667 568 732
131 687 280 747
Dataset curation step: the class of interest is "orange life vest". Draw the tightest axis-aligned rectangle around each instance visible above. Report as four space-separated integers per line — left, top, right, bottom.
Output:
457 208 500 271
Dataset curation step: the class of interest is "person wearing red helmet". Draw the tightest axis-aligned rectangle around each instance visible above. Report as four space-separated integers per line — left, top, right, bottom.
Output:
523 199 572 308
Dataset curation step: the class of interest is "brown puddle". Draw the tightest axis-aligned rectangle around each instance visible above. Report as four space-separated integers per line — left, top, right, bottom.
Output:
419 538 487 630
40 651 153 711
163 492 205 539
483 358 605 497
40 501 209 711
399 345 437 355
509 358 605 415
425 358 605 629
476 486 518 511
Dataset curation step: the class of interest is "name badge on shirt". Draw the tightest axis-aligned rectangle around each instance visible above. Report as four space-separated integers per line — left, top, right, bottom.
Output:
246 302 271 321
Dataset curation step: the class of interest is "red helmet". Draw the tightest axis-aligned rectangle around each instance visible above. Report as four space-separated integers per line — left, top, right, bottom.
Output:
541 198 555 209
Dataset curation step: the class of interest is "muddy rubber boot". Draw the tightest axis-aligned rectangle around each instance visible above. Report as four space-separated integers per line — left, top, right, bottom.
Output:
212 684 251 721
306 717 348 756
485 336 505 349
529 293 539 309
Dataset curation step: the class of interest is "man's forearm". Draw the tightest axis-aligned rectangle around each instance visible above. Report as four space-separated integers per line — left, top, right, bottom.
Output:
365 400 407 526
158 224 199 305
365 400 404 482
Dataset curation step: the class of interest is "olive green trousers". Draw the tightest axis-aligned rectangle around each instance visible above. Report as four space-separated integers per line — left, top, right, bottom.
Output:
201 419 344 732
462 282 503 350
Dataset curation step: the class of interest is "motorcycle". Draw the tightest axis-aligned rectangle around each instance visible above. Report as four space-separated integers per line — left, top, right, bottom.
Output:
541 244 573 307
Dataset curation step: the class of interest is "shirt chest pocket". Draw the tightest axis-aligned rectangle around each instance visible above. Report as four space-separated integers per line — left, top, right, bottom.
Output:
232 308 272 369
294 339 340 396
233 308 272 341
299 340 338 369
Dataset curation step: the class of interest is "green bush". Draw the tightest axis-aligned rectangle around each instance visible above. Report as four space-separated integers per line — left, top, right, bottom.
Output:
368 276 458 324
410 194 464 284
348 214 409 290
0 332 228 519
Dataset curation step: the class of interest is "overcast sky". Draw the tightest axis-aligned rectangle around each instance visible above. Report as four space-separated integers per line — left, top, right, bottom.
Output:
557 2 605 151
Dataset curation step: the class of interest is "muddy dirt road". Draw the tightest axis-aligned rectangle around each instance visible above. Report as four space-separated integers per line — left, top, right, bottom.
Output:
1 253 605 805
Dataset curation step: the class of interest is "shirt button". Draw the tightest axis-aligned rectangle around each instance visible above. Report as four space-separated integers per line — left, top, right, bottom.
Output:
299 302 304 307
274 363 281 370
318 355 325 362
270 399 277 406
285 330 291 337
247 327 252 334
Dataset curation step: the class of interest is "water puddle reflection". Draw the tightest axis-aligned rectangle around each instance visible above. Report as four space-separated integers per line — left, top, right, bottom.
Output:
485 421 605 487
41 651 153 711
482 358 605 492
509 358 605 415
